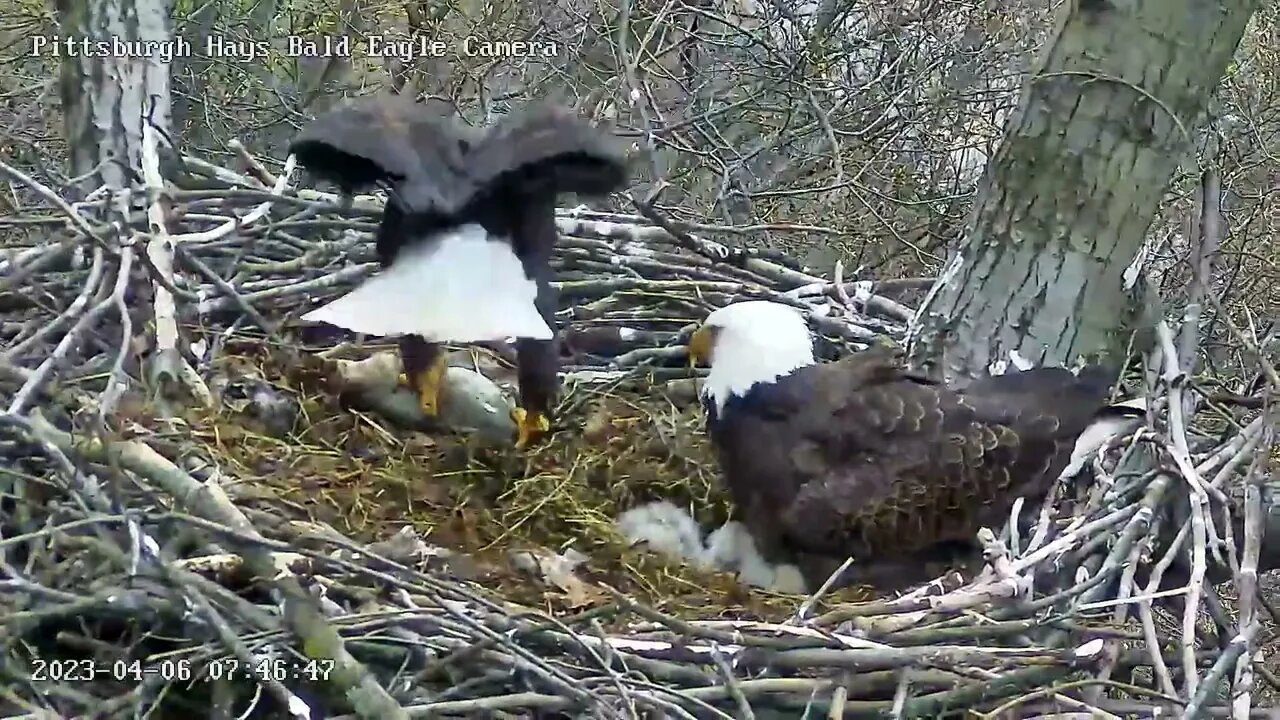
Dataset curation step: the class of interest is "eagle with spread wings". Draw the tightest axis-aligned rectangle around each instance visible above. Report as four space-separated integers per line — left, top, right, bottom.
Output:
685 300 1122 593
290 95 629 447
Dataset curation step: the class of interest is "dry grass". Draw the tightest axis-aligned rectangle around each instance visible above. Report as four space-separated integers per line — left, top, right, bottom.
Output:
174 337 867 625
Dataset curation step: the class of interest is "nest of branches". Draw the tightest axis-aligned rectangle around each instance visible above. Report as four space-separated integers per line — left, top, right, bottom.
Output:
0 133 1276 719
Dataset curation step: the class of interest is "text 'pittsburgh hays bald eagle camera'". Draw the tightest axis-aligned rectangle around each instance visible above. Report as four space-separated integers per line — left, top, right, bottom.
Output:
290 96 630 447
684 300 1139 594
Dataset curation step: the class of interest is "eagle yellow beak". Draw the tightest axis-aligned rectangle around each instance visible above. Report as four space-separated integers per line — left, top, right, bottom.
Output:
687 324 715 368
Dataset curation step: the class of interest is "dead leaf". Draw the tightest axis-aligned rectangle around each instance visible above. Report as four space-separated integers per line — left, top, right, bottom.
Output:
509 548 602 608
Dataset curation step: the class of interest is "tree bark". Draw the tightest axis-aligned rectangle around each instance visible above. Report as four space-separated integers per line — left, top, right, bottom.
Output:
906 0 1260 382
56 0 190 404
55 0 175 194
904 1 1280 573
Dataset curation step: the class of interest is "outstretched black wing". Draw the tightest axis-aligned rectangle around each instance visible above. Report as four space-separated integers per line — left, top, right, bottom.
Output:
465 101 629 204
288 95 479 215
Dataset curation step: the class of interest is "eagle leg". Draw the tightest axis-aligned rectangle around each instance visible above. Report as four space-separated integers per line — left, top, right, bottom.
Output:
397 335 448 417
509 262 559 449
511 337 558 449
511 406 551 449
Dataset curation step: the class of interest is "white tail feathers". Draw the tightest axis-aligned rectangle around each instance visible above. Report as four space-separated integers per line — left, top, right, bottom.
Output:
1060 400 1147 480
302 224 553 342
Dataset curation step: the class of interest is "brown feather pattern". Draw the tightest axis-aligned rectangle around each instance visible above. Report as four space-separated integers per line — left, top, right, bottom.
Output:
705 346 1114 587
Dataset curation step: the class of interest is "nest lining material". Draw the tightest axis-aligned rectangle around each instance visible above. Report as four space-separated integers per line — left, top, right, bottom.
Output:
2 142 1275 718
202 340 828 619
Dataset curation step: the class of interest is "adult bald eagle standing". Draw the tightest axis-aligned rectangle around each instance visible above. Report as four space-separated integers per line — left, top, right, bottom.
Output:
290 96 629 447
685 300 1120 593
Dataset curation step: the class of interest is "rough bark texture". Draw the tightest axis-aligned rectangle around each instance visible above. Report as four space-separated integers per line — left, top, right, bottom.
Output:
906 0 1260 381
55 0 174 193
904 0 1280 579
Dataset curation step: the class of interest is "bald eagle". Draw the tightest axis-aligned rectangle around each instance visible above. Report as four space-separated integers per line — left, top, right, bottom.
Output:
291 96 629 447
685 300 1123 593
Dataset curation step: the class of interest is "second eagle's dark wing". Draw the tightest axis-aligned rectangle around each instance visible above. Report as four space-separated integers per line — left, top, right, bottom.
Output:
464 101 629 204
288 95 479 216
775 355 1114 560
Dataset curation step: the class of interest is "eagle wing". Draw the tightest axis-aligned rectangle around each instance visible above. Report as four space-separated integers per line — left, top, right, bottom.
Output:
288 95 479 215
465 101 629 203
773 353 1113 559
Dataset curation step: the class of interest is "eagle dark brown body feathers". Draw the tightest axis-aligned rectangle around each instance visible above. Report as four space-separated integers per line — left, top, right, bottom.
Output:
289 97 625 216
705 346 1115 589
289 96 476 216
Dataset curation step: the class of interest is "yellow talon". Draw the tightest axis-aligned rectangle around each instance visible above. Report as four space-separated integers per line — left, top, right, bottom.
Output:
400 356 448 417
511 407 551 449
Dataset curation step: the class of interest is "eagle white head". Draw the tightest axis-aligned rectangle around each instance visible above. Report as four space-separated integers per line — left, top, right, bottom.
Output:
686 300 817 414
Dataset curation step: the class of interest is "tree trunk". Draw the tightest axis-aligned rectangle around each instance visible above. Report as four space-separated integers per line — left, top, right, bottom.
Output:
903 0 1280 576
55 0 174 194
906 0 1260 381
55 0 191 405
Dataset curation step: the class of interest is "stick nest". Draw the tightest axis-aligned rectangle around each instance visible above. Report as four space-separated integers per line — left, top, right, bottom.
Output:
0 138 1275 719
199 340 792 616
